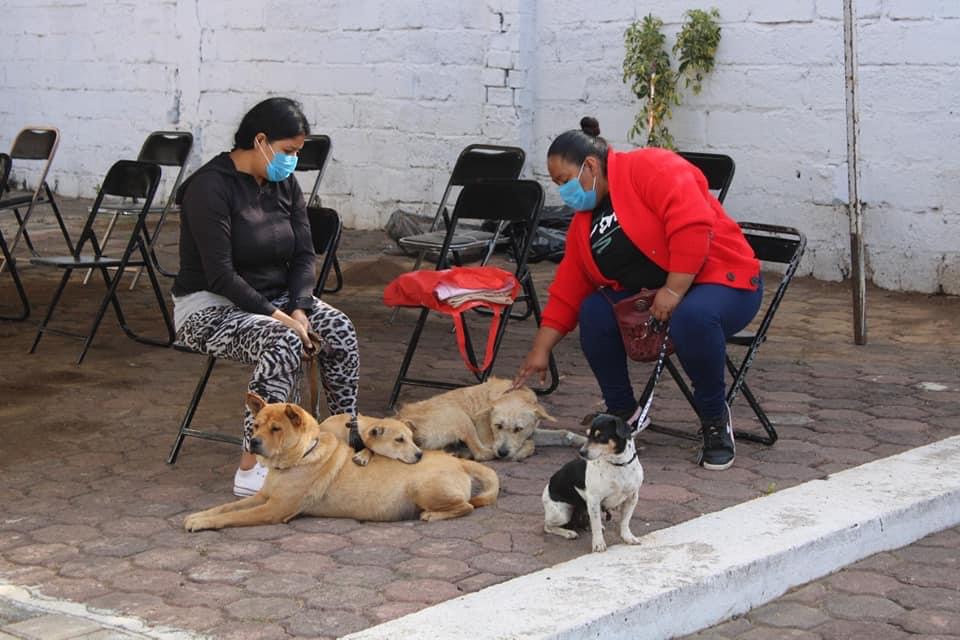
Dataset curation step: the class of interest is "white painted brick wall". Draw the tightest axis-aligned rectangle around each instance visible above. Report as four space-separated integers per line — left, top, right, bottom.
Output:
1 0 957 293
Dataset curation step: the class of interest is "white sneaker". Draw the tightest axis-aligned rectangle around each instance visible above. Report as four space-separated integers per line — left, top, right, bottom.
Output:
233 462 268 497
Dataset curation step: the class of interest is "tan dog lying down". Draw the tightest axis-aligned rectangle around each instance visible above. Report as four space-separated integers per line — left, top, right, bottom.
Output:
397 377 556 461
317 413 422 466
184 393 500 531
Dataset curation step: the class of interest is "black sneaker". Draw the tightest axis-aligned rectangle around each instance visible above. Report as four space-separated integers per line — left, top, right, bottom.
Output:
698 406 735 470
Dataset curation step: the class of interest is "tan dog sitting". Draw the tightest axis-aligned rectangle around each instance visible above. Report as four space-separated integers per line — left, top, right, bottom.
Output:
183 393 500 531
397 377 556 461
317 413 421 466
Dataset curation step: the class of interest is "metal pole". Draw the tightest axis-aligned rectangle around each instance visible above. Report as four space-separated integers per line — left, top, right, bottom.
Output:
843 0 867 344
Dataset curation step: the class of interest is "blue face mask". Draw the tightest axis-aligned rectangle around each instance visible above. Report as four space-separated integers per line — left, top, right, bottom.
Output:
557 161 597 210
257 139 298 182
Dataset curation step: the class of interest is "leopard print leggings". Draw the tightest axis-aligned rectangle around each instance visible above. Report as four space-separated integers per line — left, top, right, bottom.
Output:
175 293 359 449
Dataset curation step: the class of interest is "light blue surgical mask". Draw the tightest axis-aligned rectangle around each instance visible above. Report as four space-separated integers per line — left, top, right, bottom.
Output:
557 161 597 210
257 139 298 182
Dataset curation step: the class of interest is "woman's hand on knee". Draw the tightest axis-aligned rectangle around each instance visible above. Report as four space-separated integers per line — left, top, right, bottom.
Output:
291 309 310 334
271 309 310 345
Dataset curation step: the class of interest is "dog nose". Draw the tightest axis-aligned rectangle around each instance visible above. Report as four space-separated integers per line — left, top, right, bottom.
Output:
249 437 262 453
415 451 423 461
497 447 509 459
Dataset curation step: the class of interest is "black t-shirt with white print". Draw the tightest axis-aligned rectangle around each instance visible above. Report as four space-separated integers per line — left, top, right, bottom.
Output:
590 196 667 291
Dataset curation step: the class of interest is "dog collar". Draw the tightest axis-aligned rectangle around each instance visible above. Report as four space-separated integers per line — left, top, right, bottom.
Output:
301 438 320 459
611 451 638 467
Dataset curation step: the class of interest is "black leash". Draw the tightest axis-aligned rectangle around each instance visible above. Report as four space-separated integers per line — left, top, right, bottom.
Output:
627 325 670 431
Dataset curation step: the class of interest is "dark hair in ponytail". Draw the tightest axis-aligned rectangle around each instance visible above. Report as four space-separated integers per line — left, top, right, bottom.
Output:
547 116 608 174
233 97 311 150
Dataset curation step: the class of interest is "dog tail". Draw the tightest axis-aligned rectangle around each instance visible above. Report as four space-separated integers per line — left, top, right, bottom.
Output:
462 459 500 507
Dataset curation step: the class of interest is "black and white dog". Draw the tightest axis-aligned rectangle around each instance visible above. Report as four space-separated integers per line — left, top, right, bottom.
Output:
542 413 644 552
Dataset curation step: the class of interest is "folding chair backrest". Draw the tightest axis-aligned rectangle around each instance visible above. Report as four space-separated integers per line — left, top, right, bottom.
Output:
77 161 162 258
137 131 193 167
738 221 806 342
449 144 525 186
10 127 59 161
297 135 333 207
678 151 734 203
445 179 544 274
307 205 343 296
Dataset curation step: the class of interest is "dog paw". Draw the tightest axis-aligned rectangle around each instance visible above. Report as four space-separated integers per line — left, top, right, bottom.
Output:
591 539 607 553
621 533 642 545
184 514 211 532
352 450 372 466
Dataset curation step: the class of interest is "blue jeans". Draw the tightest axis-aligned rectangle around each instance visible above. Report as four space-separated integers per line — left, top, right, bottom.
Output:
578 281 763 420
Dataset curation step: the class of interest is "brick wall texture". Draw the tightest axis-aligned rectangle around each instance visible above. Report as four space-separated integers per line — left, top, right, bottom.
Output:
2 0 958 293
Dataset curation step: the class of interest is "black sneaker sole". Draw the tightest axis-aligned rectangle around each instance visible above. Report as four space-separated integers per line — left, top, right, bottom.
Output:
701 458 735 471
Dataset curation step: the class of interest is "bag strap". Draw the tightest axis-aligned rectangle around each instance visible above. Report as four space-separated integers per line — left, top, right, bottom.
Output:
450 306 503 374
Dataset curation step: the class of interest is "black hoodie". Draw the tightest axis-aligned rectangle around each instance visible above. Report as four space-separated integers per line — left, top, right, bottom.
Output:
171 153 316 316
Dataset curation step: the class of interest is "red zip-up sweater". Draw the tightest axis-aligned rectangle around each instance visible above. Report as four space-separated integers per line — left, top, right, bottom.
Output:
542 147 760 334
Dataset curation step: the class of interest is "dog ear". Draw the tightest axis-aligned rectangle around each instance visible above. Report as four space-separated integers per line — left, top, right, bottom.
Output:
615 418 632 439
402 419 418 434
534 404 557 422
284 404 303 428
246 392 267 416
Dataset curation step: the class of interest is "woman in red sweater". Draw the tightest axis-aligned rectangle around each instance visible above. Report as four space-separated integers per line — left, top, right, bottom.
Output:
514 118 762 470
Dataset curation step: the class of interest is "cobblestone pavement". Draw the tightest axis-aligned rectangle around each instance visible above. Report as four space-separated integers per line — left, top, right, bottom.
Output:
684 525 960 640
0 201 958 638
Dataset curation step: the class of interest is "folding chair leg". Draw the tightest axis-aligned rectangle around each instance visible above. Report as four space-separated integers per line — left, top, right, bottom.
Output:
646 358 702 442
0 233 29 321
731 381 777 445
167 354 216 464
79 265 128 365
0 209 35 274
147 205 178 278
95 237 173 349
46 184 75 255
324 256 343 294
29 269 73 354
83 210 120 285
388 308 431 409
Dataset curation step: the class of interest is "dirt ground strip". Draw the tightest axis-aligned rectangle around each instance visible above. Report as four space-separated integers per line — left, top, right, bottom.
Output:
1 201 958 639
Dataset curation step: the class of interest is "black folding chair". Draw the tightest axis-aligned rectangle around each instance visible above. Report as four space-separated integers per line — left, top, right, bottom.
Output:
167 205 344 464
0 127 72 267
83 131 193 287
398 144 526 269
297 134 342 294
642 223 807 445
0 153 29 321
678 151 735 203
308 205 343 297
28 161 174 365
393 143 528 324
387 179 560 409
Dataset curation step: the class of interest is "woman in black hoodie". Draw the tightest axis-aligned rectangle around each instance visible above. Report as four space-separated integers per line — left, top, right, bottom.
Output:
172 98 359 497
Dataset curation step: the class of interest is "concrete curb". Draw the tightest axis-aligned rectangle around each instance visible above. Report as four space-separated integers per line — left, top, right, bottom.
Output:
344 434 960 640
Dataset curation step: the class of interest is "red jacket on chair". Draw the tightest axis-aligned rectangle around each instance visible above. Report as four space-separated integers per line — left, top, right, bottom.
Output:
542 147 761 335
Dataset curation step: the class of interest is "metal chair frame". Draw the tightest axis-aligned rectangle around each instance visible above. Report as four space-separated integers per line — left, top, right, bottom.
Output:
28 160 175 364
0 127 72 268
643 223 807 445
0 153 30 320
83 131 193 287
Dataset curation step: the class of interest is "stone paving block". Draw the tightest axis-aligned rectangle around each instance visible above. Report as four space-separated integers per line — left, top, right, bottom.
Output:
740 628 820 640
224 596 302 621
814 619 911 640
3 614 102 640
896 609 960 635
284 609 370 638
823 594 905 622
748 602 832 629
888 585 960 612
827 570 905 596
382 578 461 604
